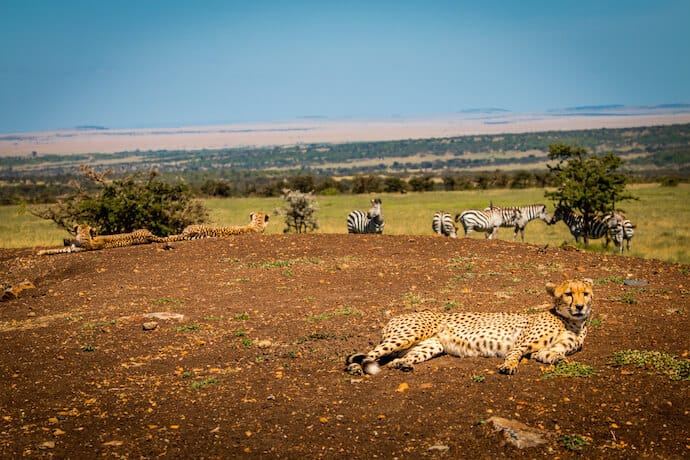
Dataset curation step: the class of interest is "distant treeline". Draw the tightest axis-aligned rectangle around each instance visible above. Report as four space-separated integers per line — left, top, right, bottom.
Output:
1 123 688 204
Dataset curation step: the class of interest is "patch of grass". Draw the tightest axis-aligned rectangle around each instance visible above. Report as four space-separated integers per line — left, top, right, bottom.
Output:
152 297 185 306
241 339 253 348
234 313 250 320
595 275 625 285
306 306 361 322
180 371 192 379
558 434 590 451
542 361 595 378
175 324 200 332
82 319 117 330
81 345 95 352
296 332 338 344
471 374 485 383
611 350 690 381
234 329 247 337
589 317 604 328
203 315 224 321
443 300 460 311
618 291 638 304
190 377 218 390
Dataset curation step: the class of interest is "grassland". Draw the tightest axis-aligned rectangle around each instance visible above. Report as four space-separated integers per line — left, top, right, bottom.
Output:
2 184 689 264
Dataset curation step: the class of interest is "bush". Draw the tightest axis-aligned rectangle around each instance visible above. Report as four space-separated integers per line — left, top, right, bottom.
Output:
32 165 208 236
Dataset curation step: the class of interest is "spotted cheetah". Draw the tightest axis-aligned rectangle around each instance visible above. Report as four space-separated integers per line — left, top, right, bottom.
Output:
38 224 165 255
346 278 593 375
164 212 270 242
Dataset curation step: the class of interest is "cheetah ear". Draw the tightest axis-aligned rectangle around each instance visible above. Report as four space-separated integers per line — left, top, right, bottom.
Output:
582 278 593 286
264 214 269 222
90 227 97 237
250 212 255 220
545 282 557 297
72 224 79 233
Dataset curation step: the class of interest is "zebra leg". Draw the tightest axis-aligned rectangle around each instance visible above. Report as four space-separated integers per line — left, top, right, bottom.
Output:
389 338 445 372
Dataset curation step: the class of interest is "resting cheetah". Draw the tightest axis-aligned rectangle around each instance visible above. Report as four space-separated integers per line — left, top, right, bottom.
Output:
164 212 269 242
346 278 593 375
38 224 165 255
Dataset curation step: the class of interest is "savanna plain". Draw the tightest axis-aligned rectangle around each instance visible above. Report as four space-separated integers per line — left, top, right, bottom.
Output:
1 184 689 458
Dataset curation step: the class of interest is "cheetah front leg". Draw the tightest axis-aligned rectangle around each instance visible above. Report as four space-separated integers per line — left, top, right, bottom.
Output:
389 338 445 372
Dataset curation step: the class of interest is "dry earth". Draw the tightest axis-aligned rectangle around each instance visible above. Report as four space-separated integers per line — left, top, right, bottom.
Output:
1 234 689 458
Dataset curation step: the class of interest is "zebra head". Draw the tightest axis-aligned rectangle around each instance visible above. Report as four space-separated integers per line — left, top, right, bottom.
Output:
537 204 551 223
549 205 569 225
367 198 383 221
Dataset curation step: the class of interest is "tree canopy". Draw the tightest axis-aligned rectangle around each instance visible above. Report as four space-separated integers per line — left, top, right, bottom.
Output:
545 143 636 242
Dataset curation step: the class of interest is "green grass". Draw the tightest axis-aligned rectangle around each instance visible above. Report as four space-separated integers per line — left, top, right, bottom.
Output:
2 184 689 264
541 361 596 378
612 350 690 381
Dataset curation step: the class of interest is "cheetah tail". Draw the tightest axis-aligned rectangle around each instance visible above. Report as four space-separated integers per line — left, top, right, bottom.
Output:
362 358 381 375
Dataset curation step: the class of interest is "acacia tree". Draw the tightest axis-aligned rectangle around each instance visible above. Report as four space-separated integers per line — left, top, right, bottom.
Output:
32 165 208 236
279 188 319 233
545 144 636 244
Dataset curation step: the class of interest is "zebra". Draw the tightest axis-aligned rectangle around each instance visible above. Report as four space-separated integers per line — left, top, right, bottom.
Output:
432 211 457 238
347 198 384 234
485 204 551 241
550 205 622 243
455 207 521 239
607 218 635 253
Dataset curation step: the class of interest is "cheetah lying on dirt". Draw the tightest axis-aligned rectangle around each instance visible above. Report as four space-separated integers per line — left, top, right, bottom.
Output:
346 278 593 375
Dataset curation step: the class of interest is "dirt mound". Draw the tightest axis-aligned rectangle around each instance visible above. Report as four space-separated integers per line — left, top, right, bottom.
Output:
1 234 688 458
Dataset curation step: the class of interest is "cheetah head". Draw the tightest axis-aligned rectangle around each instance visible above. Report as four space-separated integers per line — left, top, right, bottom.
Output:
546 278 593 321
250 212 270 231
73 224 97 247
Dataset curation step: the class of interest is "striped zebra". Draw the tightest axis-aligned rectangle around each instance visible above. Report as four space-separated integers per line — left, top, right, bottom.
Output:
455 207 521 239
550 206 622 243
347 198 384 234
485 204 551 241
607 218 635 253
432 211 457 238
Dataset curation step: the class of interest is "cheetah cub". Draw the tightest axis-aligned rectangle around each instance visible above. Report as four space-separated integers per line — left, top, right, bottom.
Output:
346 278 593 375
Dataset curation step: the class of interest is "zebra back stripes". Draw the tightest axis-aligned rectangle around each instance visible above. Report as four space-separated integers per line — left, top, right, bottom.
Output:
432 211 457 238
486 204 550 241
455 207 521 239
550 206 623 243
347 198 384 234
608 218 635 253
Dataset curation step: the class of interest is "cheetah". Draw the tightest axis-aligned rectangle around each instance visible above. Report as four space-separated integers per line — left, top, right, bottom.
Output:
163 212 270 242
346 278 593 375
38 224 165 255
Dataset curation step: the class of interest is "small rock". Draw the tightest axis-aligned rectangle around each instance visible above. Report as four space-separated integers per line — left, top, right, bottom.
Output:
142 321 158 331
38 441 55 449
428 445 449 453
144 312 184 321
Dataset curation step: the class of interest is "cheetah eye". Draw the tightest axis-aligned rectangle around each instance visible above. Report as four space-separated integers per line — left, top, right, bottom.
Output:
583 292 590 297
565 292 573 297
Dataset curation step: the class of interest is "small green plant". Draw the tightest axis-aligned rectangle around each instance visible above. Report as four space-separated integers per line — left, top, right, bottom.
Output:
558 434 590 451
296 332 337 344
471 374 485 383
175 324 200 332
241 339 253 348
595 275 625 285
443 300 460 311
589 317 604 328
306 307 361 322
81 345 95 352
234 329 247 337
618 291 637 304
180 371 192 379
281 269 294 277
612 350 690 381
234 313 250 320
191 377 218 390
152 297 185 305
542 361 595 378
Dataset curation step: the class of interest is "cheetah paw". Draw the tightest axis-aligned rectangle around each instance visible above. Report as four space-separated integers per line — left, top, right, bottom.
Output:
497 364 517 375
346 363 364 376
390 359 414 372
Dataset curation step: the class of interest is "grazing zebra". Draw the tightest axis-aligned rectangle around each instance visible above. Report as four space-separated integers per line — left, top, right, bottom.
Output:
607 218 635 253
485 204 551 241
432 211 458 238
550 206 622 243
455 207 521 239
347 198 384 234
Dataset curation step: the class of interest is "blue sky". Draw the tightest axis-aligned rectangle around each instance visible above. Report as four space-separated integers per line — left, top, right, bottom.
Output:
1 1 689 133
